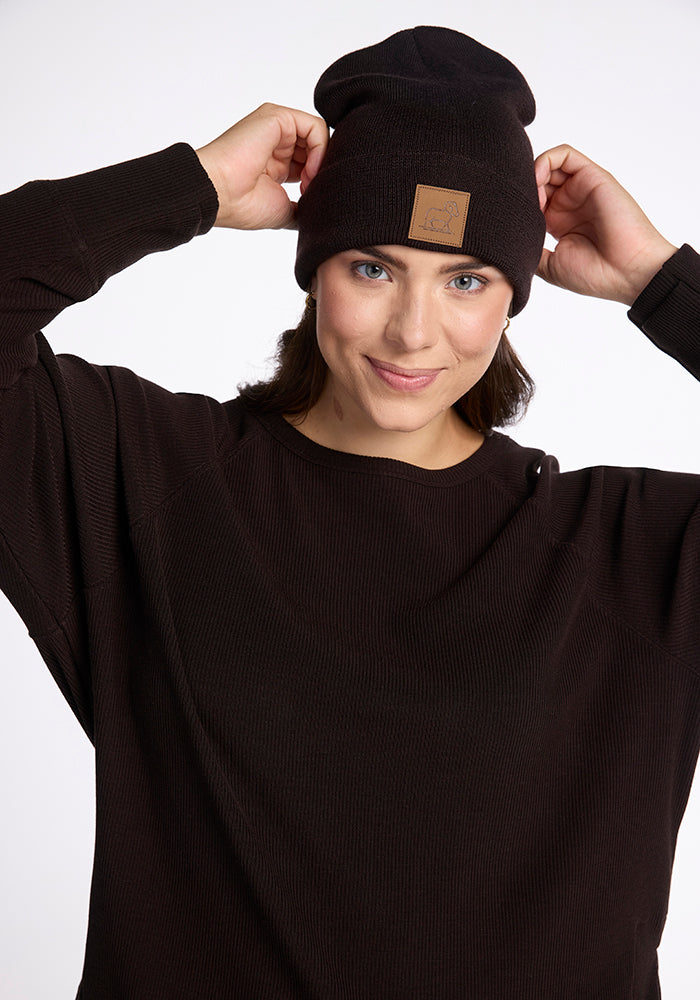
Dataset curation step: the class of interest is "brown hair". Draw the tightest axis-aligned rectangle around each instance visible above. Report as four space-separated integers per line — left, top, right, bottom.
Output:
239 301 534 433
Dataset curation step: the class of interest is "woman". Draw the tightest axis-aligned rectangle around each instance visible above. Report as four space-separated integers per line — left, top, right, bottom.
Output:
0 26 697 999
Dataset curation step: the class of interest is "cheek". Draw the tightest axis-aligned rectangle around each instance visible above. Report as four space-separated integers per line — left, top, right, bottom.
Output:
451 317 505 366
314 315 351 376
315 296 373 362
485 322 506 358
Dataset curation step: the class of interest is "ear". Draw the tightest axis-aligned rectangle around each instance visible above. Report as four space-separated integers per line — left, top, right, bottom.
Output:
310 274 318 295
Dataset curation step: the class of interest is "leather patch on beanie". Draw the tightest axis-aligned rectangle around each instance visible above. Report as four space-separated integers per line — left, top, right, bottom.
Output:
408 185 471 248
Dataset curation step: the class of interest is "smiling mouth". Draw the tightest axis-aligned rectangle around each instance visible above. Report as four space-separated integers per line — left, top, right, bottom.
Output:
367 357 443 391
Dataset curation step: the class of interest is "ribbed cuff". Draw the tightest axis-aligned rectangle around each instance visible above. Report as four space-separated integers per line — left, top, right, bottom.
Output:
48 143 220 285
627 244 700 380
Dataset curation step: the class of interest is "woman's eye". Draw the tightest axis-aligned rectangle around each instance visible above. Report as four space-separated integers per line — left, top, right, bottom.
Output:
356 262 388 280
449 274 483 292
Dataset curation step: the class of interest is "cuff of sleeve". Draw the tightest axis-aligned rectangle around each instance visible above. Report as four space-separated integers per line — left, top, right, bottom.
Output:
627 244 700 378
628 244 700 327
56 142 219 233
51 143 220 287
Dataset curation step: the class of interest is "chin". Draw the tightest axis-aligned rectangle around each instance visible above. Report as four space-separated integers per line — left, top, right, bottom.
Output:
364 404 448 435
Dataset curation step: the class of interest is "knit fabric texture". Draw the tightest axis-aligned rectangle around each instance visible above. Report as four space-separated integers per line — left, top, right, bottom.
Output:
2 145 700 998
295 26 546 313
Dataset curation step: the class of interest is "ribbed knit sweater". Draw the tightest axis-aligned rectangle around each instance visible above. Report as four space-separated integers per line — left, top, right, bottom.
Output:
1 143 700 999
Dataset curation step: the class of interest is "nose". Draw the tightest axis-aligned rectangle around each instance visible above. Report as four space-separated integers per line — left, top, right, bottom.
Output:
384 287 438 352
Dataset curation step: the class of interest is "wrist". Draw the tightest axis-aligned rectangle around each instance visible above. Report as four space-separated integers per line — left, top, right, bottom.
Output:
623 237 678 306
194 145 224 226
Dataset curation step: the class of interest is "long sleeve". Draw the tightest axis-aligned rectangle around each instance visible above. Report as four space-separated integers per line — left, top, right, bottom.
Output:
0 145 219 733
0 142 218 387
1 147 700 998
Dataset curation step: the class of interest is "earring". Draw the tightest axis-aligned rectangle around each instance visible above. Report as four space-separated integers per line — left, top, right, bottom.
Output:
306 292 316 310
502 316 510 333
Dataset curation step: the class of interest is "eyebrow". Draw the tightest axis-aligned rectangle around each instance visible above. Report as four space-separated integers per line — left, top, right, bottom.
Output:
355 246 491 274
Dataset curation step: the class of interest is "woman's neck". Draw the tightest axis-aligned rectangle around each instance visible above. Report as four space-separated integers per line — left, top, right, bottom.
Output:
286 399 484 470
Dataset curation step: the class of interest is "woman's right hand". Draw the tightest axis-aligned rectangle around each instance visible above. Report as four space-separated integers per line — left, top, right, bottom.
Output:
195 103 328 232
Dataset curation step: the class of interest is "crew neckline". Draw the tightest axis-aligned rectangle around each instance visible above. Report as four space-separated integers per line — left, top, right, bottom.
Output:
254 409 511 487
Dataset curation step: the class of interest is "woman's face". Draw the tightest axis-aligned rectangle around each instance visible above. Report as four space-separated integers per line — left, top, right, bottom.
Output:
305 244 513 462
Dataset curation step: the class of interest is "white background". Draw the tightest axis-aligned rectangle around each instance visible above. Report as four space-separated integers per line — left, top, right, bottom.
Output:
1 0 699 996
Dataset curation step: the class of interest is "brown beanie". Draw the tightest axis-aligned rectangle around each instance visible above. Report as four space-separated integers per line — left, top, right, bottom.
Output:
295 26 545 315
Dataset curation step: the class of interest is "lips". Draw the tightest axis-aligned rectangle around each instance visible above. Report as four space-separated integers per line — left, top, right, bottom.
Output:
367 357 442 392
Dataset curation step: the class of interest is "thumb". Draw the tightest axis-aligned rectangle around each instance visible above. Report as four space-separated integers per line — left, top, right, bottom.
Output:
536 245 556 285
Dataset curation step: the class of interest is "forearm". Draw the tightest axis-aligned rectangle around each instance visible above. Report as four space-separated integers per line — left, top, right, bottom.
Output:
0 143 218 388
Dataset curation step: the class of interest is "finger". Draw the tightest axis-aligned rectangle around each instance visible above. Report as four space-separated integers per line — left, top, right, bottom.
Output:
535 144 589 179
538 176 570 215
534 147 564 188
537 177 572 212
258 102 325 157
296 117 329 190
535 246 566 289
535 148 578 213
288 136 321 183
269 108 328 194
282 201 300 231
536 146 598 205
539 176 573 213
536 245 553 281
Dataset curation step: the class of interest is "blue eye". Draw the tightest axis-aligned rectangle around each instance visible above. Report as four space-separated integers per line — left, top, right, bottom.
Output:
356 262 388 280
449 274 483 292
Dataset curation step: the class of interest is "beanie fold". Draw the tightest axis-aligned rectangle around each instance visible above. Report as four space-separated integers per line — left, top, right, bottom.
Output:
296 153 545 314
295 27 546 315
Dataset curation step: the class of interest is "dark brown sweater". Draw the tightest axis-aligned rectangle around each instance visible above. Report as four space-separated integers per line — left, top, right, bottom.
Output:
1 144 699 999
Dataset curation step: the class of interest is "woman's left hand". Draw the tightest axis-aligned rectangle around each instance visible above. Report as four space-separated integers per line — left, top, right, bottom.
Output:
535 145 677 306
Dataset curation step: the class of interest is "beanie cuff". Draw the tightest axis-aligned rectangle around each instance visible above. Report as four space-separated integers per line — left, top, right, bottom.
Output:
295 153 545 315
295 27 546 315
